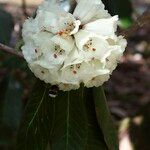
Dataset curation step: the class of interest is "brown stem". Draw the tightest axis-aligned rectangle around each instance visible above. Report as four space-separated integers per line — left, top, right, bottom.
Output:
0 43 24 59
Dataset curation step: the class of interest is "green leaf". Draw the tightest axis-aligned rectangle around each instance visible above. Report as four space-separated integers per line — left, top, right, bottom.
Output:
50 86 87 150
0 76 23 149
112 0 132 18
93 87 119 150
84 88 108 150
17 80 110 150
2 76 23 130
17 80 88 150
101 0 116 15
119 18 132 29
0 8 14 44
0 76 8 117
0 76 9 147
102 0 133 28
17 80 54 150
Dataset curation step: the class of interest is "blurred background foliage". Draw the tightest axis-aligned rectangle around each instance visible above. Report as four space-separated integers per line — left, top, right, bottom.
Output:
0 0 150 150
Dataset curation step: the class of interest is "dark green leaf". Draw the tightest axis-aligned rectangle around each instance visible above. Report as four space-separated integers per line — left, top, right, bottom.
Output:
0 76 9 148
112 0 132 19
50 86 88 150
0 8 14 44
101 0 116 15
102 0 133 28
17 80 54 150
2 76 23 130
17 81 88 150
17 80 110 150
84 88 108 150
0 76 8 117
93 87 119 150
0 76 23 149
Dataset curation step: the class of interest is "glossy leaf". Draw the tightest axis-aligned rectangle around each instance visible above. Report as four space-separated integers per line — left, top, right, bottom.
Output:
17 81 88 150
50 86 87 150
93 87 119 150
17 80 110 150
17 80 54 150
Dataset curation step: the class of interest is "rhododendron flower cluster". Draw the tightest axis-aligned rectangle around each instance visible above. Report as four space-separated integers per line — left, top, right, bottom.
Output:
22 0 127 91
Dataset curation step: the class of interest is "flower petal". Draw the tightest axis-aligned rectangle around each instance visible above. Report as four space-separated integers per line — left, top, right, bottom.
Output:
84 16 118 37
22 41 41 63
73 0 110 24
31 32 75 68
58 83 80 91
62 47 84 69
29 63 60 85
105 36 127 72
51 35 74 53
61 59 109 85
85 74 110 88
37 9 79 36
22 0 127 91
32 31 54 49
22 18 40 38
69 20 81 35
75 30 112 61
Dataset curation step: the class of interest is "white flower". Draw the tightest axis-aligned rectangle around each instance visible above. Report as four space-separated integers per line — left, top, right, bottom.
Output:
22 0 127 91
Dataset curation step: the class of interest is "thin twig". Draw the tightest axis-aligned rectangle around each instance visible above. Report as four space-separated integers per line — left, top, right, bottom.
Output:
0 43 24 59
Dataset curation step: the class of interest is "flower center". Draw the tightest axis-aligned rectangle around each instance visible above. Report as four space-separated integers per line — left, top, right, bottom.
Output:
70 64 81 75
83 39 96 52
53 45 65 58
57 21 76 37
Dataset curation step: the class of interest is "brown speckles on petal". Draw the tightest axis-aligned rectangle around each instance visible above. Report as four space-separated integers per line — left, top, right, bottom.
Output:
54 54 57 58
92 48 96 51
73 70 77 74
